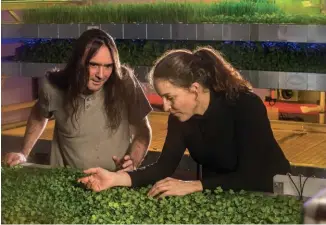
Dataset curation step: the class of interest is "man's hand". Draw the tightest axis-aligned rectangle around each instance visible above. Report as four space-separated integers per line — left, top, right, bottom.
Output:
112 155 135 172
148 177 203 198
4 152 27 166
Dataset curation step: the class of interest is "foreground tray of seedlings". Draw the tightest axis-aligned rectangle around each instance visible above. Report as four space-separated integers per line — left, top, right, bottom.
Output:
1 165 303 224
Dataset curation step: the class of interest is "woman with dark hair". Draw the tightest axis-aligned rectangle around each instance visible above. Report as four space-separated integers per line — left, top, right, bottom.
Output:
4 29 152 172
78 46 290 196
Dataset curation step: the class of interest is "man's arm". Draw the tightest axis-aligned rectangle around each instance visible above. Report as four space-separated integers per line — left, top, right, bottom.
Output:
21 102 49 157
114 67 153 171
128 116 152 168
5 102 49 166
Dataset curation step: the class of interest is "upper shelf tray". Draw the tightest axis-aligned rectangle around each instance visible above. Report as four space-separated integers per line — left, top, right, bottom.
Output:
2 23 326 43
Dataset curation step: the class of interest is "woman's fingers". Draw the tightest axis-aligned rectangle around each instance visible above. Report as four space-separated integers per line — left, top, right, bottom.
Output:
83 167 100 174
148 182 171 197
78 176 91 184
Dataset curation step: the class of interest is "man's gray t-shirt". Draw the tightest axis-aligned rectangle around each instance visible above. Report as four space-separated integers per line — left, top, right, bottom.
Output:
38 74 152 171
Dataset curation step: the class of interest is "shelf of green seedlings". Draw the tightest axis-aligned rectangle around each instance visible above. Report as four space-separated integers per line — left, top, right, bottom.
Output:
2 39 326 91
2 2 326 42
9 40 326 74
18 2 326 25
1 164 303 224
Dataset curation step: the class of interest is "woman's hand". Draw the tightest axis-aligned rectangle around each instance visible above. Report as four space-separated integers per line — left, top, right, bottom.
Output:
148 177 203 198
78 167 132 192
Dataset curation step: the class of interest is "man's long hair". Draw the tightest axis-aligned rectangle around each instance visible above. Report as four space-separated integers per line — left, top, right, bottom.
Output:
47 29 136 131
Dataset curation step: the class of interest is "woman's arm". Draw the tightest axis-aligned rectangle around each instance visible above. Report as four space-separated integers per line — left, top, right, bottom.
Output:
127 115 186 186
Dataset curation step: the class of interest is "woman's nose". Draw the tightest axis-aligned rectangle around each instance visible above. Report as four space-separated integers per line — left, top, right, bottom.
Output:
163 99 171 112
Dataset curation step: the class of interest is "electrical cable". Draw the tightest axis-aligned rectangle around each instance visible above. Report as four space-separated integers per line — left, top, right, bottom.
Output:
287 173 301 199
287 173 311 201
300 174 309 200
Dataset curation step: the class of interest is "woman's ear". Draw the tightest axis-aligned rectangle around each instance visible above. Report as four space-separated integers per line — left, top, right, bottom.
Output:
189 82 202 93
189 82 202 100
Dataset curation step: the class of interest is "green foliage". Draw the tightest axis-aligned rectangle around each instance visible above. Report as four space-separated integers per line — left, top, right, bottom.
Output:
13 40 326 73
21 1 326 24
2 166 303 224
275 0 322 15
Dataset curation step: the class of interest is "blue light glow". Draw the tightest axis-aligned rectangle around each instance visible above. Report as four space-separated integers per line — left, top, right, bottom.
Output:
2 38 326 52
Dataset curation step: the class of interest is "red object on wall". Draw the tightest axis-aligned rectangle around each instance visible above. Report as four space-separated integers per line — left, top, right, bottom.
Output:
264 102 320 115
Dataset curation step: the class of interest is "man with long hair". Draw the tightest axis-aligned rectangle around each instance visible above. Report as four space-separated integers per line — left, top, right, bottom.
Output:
4 29 152 172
